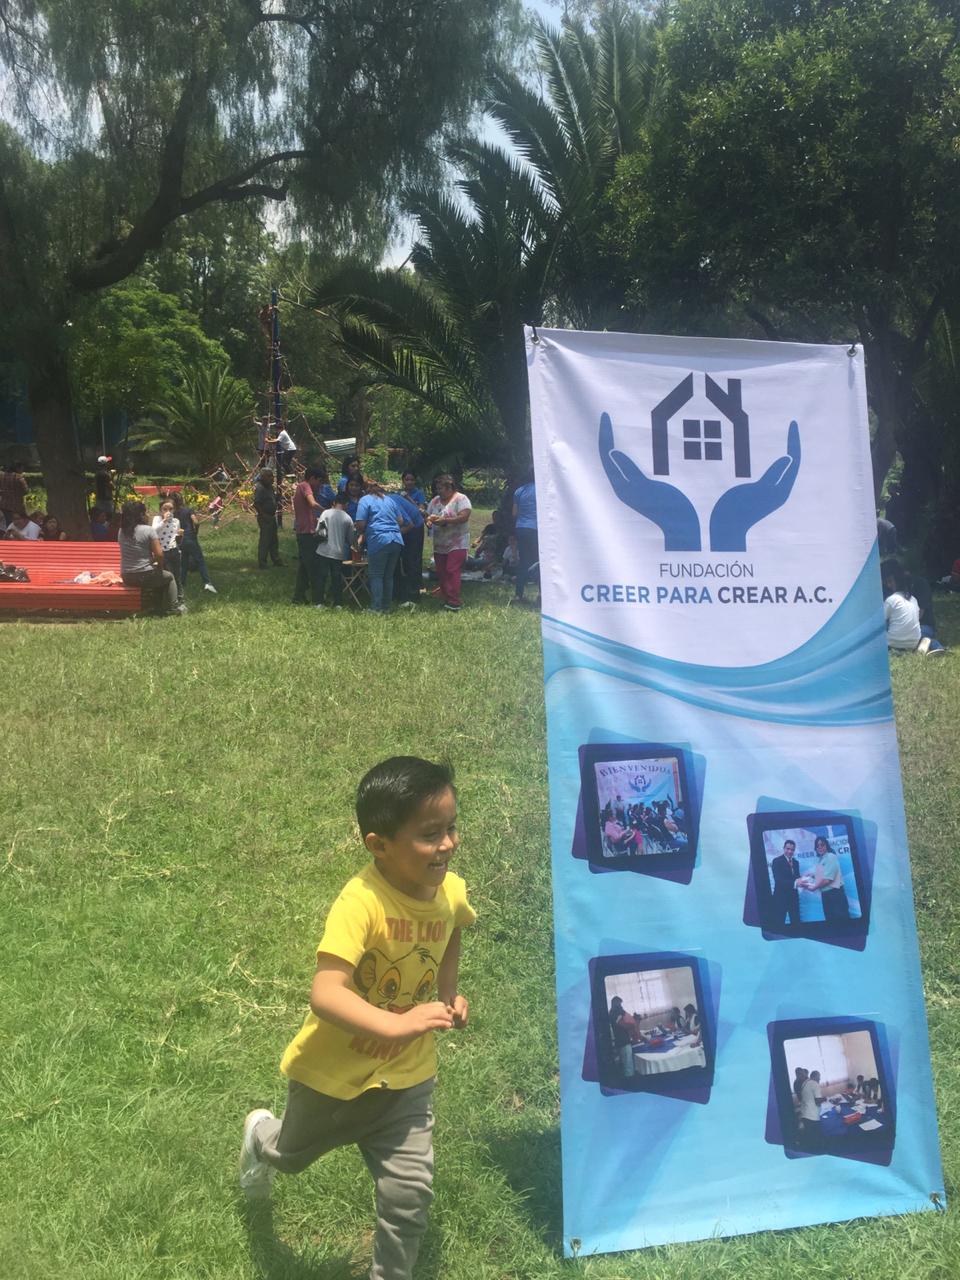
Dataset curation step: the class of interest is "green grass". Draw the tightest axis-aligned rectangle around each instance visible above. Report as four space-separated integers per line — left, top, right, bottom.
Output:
2 513 959 1279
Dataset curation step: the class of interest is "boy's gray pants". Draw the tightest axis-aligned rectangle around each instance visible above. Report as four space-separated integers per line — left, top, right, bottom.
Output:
253 1076 434 1280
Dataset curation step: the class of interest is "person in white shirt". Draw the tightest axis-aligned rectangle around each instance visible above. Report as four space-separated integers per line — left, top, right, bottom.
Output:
266 426 297 481
425 474 472 612
882 562 921 651
798 1070 824 1145
152 501 184 606
315 493 355 607
5 513 41 540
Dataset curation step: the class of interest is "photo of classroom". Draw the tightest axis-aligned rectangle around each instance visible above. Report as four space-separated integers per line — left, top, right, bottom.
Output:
784 1030 890 1148
595 755 689 858
761 822 862 928
604 965 707 1081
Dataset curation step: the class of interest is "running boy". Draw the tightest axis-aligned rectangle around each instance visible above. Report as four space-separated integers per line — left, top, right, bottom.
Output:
239 757 474 1280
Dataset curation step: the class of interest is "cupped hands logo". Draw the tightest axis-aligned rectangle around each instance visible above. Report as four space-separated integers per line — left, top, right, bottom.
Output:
599 374 800 552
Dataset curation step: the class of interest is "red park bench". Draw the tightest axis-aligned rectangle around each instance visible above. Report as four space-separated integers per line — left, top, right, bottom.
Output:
0 541 142 615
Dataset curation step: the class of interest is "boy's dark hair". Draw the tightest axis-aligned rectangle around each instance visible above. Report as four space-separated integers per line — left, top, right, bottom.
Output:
356 757 455 838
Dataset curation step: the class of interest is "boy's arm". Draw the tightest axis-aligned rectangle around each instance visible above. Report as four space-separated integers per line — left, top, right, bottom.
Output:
436 927 468 1028
311 954 454 1042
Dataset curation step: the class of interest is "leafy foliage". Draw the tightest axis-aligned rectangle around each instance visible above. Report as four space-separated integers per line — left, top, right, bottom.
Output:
69 280 232 421
134 362 254 471
311 7 661 467
0 0 518 530
604 0 960 488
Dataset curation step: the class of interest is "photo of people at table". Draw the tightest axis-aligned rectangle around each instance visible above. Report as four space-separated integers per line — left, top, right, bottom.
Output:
595 755 689 858
783 1030 891 1151
603 965 707 1083
761 822 862 927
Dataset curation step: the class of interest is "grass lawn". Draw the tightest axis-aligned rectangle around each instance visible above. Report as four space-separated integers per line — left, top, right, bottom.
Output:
3 511 959 1279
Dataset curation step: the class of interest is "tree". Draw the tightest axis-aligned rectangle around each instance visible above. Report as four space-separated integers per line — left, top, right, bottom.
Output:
0 0 515 533
310 137 558 470
604 0 960 495
488 5 660 329
310 7 660 467
69 278 232 431
910 308 960 565
134 362 254 472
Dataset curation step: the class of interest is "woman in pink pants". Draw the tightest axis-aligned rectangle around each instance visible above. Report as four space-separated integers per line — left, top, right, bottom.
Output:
426 475 472 611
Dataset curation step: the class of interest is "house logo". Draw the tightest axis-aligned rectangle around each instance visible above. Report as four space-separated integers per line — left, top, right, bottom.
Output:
599 374 800 553
652 374 750 478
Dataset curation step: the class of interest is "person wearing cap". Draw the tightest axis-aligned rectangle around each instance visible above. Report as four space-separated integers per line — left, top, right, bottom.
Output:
94 457 115 514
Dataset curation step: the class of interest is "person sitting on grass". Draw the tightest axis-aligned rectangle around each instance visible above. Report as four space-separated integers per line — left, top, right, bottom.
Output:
239 756 475 1280
938 557 960 593
118 500 181 616
882 559 946 655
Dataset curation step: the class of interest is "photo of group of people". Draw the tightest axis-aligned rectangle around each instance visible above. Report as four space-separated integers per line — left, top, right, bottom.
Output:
578 744 698 872
748 812 869 943
592 958 712 1093
774 1025 893 1155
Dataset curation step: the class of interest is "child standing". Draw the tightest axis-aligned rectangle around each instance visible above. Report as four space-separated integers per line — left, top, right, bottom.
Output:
315 491 355 607
151 501 183 606
240 757 474 1280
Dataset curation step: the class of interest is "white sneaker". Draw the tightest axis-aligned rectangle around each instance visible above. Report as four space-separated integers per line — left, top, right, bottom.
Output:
239 1108 276 1198
204 583 218 594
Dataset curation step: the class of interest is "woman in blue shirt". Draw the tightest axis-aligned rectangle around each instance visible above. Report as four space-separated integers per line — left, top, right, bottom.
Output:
400 470 427 510
354 483 404 613
511 469 539 604
337 456 364 493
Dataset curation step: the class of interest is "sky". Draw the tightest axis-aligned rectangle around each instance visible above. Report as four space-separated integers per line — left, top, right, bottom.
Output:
381 0 564 266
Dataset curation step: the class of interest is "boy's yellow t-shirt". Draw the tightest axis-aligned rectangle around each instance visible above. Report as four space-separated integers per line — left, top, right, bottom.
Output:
280 863 476 1099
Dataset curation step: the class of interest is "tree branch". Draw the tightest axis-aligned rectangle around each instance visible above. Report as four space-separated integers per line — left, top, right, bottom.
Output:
179 149 312 213
69 90 316 295
69 69 207 293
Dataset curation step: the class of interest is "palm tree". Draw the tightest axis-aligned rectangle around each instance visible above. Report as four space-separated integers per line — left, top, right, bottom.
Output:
311 138 558 468
134 363 254 472
487 7 661 329
309 8 660 466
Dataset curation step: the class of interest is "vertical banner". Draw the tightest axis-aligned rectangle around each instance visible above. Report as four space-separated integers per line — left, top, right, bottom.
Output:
526 328 944 1255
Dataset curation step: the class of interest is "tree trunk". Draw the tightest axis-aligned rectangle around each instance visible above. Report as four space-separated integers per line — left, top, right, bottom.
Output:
29 349 91 540
861 327 903 502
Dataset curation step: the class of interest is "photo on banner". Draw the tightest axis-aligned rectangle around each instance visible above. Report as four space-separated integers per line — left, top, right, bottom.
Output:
768 1018 895 1163
577 742 700 877
746 810 870 945
587 952 715 1100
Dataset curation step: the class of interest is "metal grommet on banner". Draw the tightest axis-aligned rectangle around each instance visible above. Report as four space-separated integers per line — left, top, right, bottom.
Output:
931 1192 945 1213
531 325 540 345
847 342 858 357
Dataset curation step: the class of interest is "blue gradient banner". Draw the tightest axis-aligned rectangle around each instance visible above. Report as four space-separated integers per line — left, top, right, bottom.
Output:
526 328 943 1255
